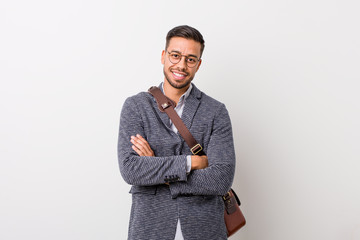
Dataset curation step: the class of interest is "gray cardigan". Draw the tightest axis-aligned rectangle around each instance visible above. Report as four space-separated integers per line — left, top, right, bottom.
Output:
118 84 236 240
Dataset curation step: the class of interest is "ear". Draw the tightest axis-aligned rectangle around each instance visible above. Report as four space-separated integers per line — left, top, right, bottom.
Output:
161 50 165 65
195 59 202 72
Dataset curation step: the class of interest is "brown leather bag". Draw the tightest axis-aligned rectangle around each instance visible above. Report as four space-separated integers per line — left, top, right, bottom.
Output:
223 189 246 237
148 86 246 237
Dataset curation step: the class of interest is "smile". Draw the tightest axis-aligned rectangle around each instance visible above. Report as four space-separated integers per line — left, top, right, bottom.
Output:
171 71 188 80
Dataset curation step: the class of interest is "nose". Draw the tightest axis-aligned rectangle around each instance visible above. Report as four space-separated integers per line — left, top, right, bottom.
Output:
177 56 187 70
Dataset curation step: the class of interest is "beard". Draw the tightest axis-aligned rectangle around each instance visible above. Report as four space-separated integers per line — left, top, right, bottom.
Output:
163 68 194 90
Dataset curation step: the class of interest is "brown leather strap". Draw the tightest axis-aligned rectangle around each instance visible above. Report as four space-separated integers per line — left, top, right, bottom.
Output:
149 86 245 236
148 86 205 156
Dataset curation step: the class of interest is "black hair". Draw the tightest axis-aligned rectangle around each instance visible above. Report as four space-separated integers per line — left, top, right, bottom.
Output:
165 25 205 57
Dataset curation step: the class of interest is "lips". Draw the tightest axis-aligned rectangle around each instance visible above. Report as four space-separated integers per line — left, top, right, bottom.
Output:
171 70 188 80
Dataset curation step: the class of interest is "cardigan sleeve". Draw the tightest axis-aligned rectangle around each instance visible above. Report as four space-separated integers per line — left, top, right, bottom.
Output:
117 96 189 186
169 104 236 197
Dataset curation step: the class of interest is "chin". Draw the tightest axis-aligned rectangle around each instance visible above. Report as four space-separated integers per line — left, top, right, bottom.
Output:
169 79 191 89
167 76 192 89
164 69 194 89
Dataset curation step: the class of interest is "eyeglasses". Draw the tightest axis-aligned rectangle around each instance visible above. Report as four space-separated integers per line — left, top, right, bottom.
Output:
167 51 200 68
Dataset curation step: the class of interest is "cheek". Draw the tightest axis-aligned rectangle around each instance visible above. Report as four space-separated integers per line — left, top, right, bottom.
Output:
189 69 197 76
163 62 170 71
164 62 176 70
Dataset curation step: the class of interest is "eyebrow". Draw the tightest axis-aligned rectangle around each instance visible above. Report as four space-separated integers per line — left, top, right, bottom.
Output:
170 50 199 59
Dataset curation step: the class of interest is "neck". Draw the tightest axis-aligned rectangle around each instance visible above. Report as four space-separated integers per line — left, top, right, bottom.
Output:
163 80 190 104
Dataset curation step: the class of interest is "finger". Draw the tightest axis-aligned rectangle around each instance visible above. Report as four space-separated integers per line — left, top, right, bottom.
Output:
132 145 144 156
130 135 155 157
131 137 147 151
135 134 152 149
131 140 151 156
130 136 146 156
131 136 153 156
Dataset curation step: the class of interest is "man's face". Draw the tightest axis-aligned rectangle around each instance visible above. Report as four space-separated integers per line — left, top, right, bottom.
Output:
161 37 202 90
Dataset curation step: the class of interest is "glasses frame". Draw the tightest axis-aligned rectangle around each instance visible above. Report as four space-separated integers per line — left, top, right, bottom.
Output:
167 51 200 68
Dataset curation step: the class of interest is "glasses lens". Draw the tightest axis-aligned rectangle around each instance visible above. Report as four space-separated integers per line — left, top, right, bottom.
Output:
186 57 198 67
169 53 181 64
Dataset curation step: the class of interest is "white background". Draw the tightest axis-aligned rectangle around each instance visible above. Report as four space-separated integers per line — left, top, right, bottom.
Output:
1 0 359 239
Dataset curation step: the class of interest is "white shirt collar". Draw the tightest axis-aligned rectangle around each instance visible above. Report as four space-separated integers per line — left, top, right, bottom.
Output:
161 82 193 103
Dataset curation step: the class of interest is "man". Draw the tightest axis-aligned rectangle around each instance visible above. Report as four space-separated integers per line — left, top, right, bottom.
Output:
118 25 236 240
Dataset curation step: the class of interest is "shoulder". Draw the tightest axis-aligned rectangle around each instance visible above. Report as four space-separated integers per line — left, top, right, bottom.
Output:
125 91 151 102
200 91 224 107
123 91 153 108
193 85 226 112
121 91 155 118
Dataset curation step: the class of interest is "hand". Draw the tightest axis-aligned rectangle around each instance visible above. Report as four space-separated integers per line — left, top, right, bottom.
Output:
130 134 155 157
191 155 208 170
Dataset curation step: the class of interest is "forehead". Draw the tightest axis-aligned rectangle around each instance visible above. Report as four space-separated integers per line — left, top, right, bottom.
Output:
167 37 201 57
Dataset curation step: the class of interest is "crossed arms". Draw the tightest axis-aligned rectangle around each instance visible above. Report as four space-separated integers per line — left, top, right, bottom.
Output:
118 96 236 197
130 134 208 171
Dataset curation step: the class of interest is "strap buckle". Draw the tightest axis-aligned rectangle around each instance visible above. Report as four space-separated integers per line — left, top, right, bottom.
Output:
223 191 231 201
161 102 171 110
190 144 203 155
